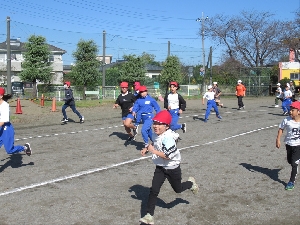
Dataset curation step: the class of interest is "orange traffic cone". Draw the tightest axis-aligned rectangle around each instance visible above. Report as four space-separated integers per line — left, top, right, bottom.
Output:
15 98 23 114
51 97 57 112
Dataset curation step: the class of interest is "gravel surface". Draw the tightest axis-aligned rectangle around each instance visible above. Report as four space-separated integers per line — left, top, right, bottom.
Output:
0 96 299 225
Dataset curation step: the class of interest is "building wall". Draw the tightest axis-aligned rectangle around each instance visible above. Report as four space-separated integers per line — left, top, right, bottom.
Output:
279 62 300 86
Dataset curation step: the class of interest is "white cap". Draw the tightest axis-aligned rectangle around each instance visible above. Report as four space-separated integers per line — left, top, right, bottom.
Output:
213 82 217 84
277 83 281 86
207 85 212 89
237 80 242 83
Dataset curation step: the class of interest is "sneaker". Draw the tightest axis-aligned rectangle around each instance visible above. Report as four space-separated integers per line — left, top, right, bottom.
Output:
285 182 295 190
188 177 199 194
24 143 32 156
126 136 135 143
274 105 279 108
216 115 222 119
133 125 139 137
181 123 187 133
242 106 245 109
139 213 154 225
204 119 207 123
80 116 84 123
237 108 241 110
61 118 68 123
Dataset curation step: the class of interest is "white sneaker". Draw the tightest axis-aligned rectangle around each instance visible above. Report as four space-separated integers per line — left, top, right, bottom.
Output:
80 116 84 123
274 105 279 107
139 213 154 224
188 177 199 194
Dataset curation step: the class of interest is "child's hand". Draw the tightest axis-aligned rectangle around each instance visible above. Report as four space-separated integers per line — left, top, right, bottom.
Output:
113 104 118 109
276 139 280 148
147 144 155 153
140 148 148 156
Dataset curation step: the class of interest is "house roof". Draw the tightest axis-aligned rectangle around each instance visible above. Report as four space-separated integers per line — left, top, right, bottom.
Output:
145 64 163 71
0 39 66 54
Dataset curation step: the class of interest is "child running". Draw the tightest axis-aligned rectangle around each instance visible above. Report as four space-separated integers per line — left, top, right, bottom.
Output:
202 85 222 123
61 81 84 124
276 101 300 190
281 84 292 115
113 82 137 143
132 86 160 149
274 83 282 108
139 110 199 224
164 81 187 133
0 87 32 156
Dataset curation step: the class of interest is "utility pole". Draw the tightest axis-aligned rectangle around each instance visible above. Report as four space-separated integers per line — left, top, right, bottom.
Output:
209 46 212 85
102 30 106 99
6 16 11 95
196 13 208 90
167 41 170 57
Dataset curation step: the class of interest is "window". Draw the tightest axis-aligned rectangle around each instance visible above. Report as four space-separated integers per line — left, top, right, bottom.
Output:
290 73 300 80
49 55 54 62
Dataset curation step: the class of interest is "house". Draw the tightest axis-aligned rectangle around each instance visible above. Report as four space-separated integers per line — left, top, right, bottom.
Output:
145 64 163 78
0 38 66 84
279 48 300 86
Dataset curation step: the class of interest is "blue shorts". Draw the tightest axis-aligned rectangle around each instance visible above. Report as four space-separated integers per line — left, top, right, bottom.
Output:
122 113 134 121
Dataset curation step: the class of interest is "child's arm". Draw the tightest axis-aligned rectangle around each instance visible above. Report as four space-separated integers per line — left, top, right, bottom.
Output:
202 96 205 105
276 128 283 148
147 144 170 159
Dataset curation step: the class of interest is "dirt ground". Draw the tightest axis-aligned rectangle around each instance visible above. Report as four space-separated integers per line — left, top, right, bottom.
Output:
0 96 300 225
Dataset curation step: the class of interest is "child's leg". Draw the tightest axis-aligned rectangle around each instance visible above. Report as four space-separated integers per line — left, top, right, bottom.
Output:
286 145 300 183
166 165 193 193
62 104 69 119
275 97 278 105
1 124 24 154
70 105 82 118
212 102 220 116
146 166 166 216
169 109 181 131
282 100 287 112
141 116 153 145
205 101 213 119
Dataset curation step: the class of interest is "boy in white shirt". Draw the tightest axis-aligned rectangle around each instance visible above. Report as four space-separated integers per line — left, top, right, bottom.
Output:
276 101 300 190
202 85 222 123
139 110 198 225
0 87 32 156
274 83 282 107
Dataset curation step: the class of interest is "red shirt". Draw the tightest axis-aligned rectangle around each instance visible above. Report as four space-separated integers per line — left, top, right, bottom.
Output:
236 84 246 96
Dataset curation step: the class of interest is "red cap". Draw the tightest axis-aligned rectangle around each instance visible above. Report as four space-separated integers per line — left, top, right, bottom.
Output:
120 82 129 88
152 110 172 125
169 81 178 87
290 101 300 110
0 87 5 95
64 81 71 86
134 81 141 91
139 86 147 92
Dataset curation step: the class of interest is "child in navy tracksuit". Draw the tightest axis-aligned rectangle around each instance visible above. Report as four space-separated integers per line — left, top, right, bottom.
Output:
164 81 187 133
61 81 84 124
202 85 222 122
132 86 160 148
0 87 32 156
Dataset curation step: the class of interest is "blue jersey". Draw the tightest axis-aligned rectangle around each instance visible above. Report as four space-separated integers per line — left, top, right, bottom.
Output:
132 95 161 123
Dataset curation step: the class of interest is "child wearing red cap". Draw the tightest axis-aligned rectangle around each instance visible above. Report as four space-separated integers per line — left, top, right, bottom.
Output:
0 87 32 156
113 82 137 143
164 81 187 133
139 110 198 225
61 81 84 124
276 101 300 190
132 86 160 148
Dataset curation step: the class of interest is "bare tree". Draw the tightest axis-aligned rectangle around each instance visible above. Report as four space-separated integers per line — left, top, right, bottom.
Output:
204 11 294 67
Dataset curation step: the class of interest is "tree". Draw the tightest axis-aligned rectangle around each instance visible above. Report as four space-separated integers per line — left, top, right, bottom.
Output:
119 54 147 85
160 56 182 94
19 35 52 98
205 11 293 67
70 39 101 100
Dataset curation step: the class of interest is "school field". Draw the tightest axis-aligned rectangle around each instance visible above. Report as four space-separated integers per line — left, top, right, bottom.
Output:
0 96 299 225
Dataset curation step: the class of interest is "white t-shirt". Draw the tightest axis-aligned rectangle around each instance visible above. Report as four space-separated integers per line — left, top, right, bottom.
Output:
283 90 292 99
276 87 282 98
203 91 215 100
279 117 300 146
167 93 179 109
0 101 10 123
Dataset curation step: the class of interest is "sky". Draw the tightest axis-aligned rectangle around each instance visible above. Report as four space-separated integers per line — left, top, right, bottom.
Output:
0 0 299 66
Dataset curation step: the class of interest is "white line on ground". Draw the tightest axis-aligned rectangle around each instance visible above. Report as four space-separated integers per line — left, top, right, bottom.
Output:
0 124 278 197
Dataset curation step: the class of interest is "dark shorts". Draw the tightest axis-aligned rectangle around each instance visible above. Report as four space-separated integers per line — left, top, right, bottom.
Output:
285 145 300 165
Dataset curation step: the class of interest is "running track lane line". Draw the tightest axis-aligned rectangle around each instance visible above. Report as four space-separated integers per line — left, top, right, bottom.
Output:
0 124 278 197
